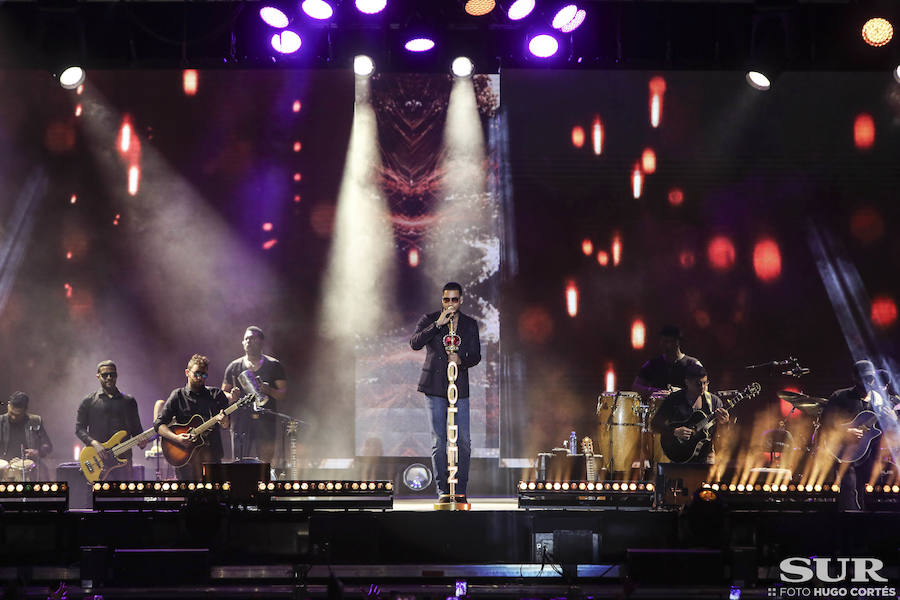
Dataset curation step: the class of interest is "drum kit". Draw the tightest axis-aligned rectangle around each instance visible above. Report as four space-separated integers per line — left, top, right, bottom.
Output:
0 457 37 482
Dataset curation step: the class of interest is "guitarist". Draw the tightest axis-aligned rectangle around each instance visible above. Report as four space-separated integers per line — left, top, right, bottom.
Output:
651 361 729 464
75 361 147 479
154 354 230 481
821 359 881 510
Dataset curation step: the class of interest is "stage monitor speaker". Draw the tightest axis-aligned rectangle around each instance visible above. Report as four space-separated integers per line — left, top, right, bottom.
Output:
656 462 709 507
56 462 92 509
56 463 147 509
203 461 269 503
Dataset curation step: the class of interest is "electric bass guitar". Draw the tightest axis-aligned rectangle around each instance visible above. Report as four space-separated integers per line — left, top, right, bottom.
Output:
161 395 252 467
660 382 761 463
823 410 882 464
79 427 158 482
581 437 598 482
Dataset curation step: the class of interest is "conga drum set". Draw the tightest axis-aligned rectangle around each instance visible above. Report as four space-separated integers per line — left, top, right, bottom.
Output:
596 391 665 478
0 457 37 482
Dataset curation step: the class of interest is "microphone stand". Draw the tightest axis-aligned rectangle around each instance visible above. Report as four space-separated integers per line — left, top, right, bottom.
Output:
746 357 811 378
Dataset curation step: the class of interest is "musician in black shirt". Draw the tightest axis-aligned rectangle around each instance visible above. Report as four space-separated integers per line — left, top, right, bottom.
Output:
633 325 702 396
222 326 287 463
821 360 881 510
75 361 147 477
650 361 729 464
155 354 230 481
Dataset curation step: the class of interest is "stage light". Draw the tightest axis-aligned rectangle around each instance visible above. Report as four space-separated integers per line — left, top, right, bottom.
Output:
853 113 875 149
354 55 375 76
895 65 900 83
271 30 302 54
871 295 897 328
451 56 474 77
259 6 289 28
753 238 782 282
59 66 85 90
356 0 387 14
402 464 433 491
302 0 334 20
571 125 585 148
581 238 593 256
405 37 435 52
591 115 603 155
0 482 68 512
552 5 578 30
862 18 893 47
464 0 495 17
182 69 198 96
708 235 736 271
508 0 535 20
565 280 578 317
528 34 559 58
518 480 655 508
254 480 393 509
560 9 586 33
745 70 771 90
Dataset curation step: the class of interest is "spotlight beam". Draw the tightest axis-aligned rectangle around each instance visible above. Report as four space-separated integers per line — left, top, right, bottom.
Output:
0 170 46 315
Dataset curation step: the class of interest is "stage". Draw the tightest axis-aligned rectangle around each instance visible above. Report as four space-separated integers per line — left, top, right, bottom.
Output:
2 495 899 599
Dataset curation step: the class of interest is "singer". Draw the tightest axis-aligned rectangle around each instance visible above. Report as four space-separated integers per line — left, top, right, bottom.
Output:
410 282 482 505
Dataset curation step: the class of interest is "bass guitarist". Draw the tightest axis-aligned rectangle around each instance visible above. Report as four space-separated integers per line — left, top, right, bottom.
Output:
154 354 230 481
75 361 148 480
821 359 881 511
651 361 729 464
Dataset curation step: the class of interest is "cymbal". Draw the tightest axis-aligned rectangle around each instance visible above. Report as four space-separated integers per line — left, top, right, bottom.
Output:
777 390 827 404
777 390 827 413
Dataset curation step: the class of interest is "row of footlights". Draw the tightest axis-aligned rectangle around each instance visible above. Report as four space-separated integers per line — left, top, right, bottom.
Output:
701 482 840 493
518 481 654 492
257 481 393 493
0 483 67 494
93 481 230 493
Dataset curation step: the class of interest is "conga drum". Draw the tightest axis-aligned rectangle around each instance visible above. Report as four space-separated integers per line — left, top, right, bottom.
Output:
596 391 643 477
6 458 36 481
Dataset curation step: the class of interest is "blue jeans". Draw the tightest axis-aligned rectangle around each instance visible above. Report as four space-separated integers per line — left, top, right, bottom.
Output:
426 394 471 496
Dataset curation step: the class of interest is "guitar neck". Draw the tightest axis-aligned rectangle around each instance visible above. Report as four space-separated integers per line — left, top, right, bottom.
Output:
190 399 244 437
112 427 157 456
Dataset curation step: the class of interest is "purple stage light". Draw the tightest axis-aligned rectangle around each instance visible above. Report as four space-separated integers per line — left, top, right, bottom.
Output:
560 8 586 33
302 0 334 20
405 38 435 52
551 5 578 30
507 0 535 20
259 6 289 28
528 34 559 58
356 0 387 14
271 30 302 54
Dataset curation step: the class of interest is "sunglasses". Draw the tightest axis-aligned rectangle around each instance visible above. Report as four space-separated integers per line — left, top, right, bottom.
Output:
99 372 117 379
442 297 461 303
190 371 208 379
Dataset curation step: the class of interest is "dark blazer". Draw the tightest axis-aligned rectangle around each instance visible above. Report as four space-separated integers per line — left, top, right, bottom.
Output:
0 413 53 459
410 310 482 398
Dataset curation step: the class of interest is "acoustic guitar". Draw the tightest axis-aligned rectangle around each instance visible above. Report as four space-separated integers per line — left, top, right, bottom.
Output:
581 437 598 482
660 382 761 463
161 395 251 467
823 410 882 464
79 427 158 483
